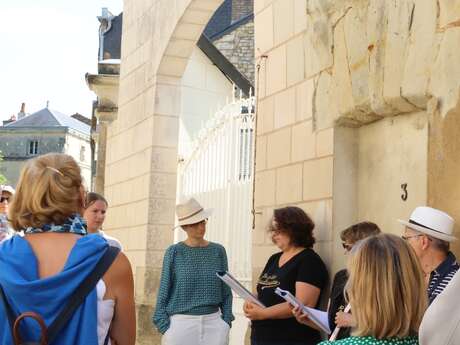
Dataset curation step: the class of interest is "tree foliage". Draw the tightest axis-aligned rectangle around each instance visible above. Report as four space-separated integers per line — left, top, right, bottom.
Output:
0 151 7 184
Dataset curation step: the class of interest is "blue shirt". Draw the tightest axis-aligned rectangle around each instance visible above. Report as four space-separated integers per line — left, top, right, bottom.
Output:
152 242 234 334
0 234 109 345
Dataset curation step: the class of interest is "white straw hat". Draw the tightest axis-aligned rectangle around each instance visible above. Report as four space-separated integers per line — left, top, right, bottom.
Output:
0 185 15 195
175 197 213 228
398 206 457 242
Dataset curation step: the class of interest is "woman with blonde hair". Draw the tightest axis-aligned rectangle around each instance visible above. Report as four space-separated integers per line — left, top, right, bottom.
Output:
293 221 381 339
0 153 135 345
318 234 427 345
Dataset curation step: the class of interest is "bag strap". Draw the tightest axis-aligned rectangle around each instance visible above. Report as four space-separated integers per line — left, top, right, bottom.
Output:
47 245 120 342
13 312 48 345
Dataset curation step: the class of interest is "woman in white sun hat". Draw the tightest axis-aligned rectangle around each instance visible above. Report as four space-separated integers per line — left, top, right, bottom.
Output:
153 197 234 345
399 206 458 304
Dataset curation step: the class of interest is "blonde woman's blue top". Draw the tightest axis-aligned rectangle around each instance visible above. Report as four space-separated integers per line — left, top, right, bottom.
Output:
152 241 234 334
319 336 419 345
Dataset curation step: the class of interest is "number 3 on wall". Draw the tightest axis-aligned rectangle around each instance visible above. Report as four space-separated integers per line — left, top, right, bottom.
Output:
401 183 408 201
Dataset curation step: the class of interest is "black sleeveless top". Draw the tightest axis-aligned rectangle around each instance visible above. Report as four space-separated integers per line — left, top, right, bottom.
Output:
328 269 351 340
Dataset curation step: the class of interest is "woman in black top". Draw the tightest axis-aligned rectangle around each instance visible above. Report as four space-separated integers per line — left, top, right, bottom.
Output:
243 206 329 345
293 221 381 340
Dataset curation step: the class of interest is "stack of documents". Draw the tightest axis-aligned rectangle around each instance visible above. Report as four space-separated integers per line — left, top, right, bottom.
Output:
217 271 353 341
274 287 331 334
216 271 265 307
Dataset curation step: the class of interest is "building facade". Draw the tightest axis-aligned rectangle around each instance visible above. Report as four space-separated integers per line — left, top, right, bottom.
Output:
0 107 91 187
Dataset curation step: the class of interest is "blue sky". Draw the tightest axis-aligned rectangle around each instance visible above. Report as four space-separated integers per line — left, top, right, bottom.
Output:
0 0 123 121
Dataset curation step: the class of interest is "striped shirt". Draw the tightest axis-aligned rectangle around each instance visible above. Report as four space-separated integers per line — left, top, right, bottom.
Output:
428 251 459 304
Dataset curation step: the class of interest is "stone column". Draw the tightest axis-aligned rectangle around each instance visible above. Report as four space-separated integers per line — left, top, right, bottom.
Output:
93 121 108 194
103 1 225 344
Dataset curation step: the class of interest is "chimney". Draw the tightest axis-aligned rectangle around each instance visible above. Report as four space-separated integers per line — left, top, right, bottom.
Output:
18 102 26 120
2 114 17 126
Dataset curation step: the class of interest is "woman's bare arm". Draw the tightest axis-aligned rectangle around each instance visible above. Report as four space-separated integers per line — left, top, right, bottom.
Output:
105 252 136 345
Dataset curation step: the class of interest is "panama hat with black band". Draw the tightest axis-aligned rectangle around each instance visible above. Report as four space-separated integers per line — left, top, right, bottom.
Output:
175 197 213 229
398 206 457 242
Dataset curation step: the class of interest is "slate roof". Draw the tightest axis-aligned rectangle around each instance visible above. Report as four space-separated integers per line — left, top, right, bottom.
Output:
4 108 90 136
204 0 232 38
101 13 123 60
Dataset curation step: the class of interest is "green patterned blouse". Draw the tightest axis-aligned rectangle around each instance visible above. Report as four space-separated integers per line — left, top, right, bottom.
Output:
152 242 234 334
319 336 418 345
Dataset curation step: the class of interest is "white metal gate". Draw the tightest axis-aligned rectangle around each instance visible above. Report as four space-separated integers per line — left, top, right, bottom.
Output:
176 94 255 289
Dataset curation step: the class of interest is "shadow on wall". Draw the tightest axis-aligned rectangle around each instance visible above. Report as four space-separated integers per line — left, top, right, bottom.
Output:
428 96 460 257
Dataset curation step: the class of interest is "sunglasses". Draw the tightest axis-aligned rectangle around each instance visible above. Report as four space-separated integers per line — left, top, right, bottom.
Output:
342 242 353 251
0 197 10 203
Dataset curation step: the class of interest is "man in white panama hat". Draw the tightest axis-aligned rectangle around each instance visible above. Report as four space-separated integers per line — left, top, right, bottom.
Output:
399 206 458 304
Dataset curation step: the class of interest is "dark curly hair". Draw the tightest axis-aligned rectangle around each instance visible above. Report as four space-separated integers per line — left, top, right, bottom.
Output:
268 206 315 248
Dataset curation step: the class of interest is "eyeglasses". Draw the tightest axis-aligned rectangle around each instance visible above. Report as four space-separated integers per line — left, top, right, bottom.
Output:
0 197 10 203
342 243 353 251
401 234 424 241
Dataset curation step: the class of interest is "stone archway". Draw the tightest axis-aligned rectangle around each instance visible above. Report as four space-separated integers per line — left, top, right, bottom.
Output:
102 1 224 343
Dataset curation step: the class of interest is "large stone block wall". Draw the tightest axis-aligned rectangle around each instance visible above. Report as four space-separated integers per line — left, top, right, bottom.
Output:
357 113 428 234
254 0 460 284
253 0 335 285
213 20 255 84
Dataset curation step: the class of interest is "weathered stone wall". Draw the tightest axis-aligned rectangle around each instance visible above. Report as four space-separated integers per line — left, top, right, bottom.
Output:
253 0 460 288
0 130 90 187
0 130 65 158
231 0 253 22
213 20 255 84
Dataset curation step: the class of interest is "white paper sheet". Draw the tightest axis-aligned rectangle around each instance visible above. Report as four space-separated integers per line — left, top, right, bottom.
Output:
329 303 351 341
216 271 265 308
274 287 331 334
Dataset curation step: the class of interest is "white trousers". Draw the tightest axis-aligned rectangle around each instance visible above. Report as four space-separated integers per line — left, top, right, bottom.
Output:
162 312 230 345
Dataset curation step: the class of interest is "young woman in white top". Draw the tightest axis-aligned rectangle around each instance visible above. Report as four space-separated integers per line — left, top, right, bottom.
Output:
84 192 123 250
